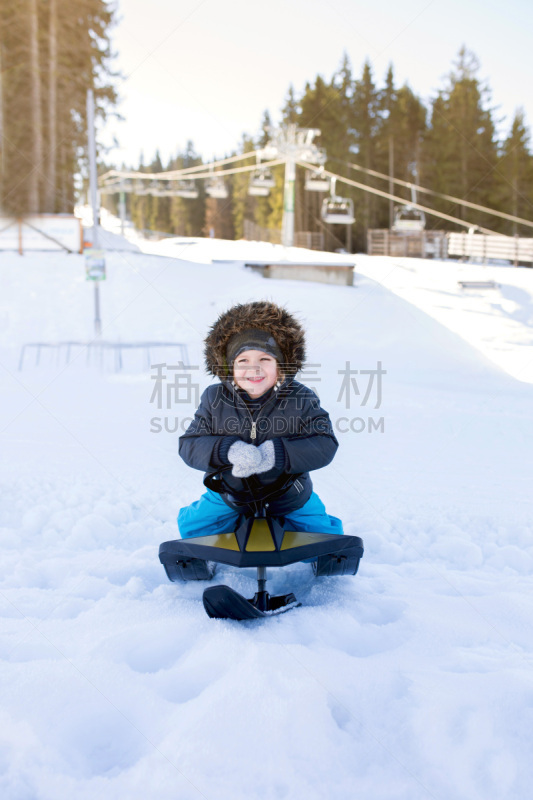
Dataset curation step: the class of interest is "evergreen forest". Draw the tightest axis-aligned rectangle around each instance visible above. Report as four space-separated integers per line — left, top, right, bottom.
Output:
1 0 532 250
113 49 533 250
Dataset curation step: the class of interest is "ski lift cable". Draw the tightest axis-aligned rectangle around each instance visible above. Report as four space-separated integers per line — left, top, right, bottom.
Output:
164 149 275 178
98 159 285 193
173 159 284 182
98 158 284 188
99 151 255 182
300 163 497 235
339 159 533 231
99 151 264 185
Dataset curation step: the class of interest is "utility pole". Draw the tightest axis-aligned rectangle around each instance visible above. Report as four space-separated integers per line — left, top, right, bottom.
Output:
119 178 126 236
86 89 102 337
282 151 296 248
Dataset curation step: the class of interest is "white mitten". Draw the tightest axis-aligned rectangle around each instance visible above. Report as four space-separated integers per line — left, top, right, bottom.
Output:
228 441 263 478
254 440 276 473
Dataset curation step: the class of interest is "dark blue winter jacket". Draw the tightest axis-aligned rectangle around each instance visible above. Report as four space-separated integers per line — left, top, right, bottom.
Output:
178 378 339 514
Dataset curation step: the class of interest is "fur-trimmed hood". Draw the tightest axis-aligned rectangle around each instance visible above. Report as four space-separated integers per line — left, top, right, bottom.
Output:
204 301 306 378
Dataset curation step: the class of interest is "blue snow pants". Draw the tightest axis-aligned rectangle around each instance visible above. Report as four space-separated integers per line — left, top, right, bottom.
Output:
178 488 344 539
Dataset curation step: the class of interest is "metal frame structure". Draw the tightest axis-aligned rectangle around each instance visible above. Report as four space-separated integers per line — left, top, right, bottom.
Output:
19 341 189 372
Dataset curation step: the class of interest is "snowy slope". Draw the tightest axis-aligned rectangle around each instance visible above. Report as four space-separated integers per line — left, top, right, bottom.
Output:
355 254 533 384
0 243 532 800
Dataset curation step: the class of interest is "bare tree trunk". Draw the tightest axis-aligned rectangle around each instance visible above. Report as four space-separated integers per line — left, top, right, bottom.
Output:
60 142 68 212
388 134 394 229
29 0 43 213
46 0 57 212
364 152 370 250
0 44 5 206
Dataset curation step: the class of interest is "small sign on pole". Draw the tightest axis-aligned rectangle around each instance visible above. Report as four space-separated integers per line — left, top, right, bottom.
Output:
86 88 102 337
85 248 106 281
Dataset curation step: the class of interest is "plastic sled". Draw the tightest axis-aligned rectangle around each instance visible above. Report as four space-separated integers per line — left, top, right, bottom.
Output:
159 503 364 619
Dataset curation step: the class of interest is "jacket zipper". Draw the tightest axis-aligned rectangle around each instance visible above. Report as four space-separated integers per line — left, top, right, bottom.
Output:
248 390 284 442
230 380 287 444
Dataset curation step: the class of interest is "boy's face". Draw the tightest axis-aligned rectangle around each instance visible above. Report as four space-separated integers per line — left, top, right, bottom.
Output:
233 349 278 397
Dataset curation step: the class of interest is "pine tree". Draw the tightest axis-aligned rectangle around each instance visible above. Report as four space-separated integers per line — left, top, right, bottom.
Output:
422 47 498 230
203 191 234 240
0 0 117 215
45 0 58 212
257 109 272 147
352 60 380 242
300 74 349 162
297 71 352 242
251 112 278 233
169 141 205 237
28 0 43 212
203 156 234 240
375 65 397 227
231 134 257 239
281 85 299 125
497 110 533 235
0 0 38 214
129 152 147 232
377 80 426 227
147 151 170 232
393 86 426 180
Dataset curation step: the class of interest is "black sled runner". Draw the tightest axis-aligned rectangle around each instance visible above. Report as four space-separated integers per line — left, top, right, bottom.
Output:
159 501 364 620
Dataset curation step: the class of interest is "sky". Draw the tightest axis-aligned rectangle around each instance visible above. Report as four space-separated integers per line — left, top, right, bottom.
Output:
100 0 533 169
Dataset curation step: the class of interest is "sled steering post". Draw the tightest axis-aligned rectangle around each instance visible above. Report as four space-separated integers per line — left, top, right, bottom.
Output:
255 566 267 605
247 564 298 614
256 565 267 594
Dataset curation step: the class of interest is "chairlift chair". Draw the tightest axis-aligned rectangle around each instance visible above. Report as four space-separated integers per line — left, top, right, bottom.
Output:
148 180 163 196
248 183 269 197
105 179 132 194
206 176 228 200
305 168 330 193
392 165 426 232
98 182 118 195
149 179 174 197
321 197 355 225
174 180 199 199
248 168 275 197
392 205 426 232
157 180 175 197
134 179 150 196
320 176 355 225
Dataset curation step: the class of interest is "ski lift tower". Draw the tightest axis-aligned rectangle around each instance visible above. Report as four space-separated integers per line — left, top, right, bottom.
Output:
261 125 323 247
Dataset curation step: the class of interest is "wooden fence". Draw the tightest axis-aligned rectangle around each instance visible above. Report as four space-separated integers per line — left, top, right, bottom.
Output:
367 230 448 258
447 232 533 265
243 219 324 251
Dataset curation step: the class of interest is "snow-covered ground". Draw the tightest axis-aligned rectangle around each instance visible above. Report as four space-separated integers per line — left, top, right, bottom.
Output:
1 232 532 800
355 254 533 385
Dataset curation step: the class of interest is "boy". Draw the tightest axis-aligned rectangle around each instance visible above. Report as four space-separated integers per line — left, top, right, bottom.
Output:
178 300 343 537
